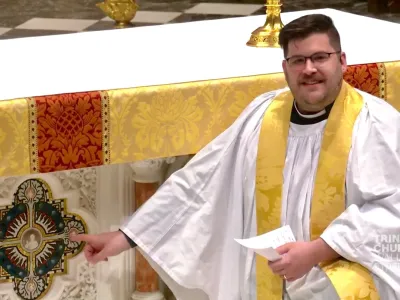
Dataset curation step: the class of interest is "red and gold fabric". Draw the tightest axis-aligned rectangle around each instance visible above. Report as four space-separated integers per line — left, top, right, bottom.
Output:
0 61 398 178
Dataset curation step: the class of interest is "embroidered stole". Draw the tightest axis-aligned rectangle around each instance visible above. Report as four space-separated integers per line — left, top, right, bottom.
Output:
255 81 379 300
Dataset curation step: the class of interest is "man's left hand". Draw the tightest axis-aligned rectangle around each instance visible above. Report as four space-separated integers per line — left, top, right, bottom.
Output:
268 241 317 282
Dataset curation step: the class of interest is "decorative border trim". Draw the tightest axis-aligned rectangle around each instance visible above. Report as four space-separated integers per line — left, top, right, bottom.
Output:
100 91 110 165
27 97 39 173
378 62 387 100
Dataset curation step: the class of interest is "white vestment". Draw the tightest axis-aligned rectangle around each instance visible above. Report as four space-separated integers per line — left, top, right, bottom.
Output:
121 87 400 300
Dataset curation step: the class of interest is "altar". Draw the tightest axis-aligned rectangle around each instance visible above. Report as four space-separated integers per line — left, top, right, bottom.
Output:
0 7 400 300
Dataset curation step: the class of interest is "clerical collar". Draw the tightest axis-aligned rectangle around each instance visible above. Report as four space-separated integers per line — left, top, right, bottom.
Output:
290 100 334 125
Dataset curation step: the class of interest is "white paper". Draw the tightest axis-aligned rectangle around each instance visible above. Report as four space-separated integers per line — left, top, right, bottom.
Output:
234 225 296 262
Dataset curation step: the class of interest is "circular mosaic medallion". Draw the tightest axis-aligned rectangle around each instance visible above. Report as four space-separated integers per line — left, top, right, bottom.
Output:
0 178 87 300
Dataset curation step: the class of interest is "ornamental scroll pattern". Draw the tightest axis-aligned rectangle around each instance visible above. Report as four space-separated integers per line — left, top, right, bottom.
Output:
53 168 97 217
59 262 96 300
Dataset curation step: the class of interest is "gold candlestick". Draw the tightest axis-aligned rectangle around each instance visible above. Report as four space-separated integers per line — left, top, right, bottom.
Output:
247 0 284 47
97 0 139 28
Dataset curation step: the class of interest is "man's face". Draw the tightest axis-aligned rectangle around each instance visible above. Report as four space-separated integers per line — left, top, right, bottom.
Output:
282 33 347 113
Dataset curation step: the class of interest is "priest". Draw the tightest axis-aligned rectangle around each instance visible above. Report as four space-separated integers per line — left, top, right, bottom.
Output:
72 14 400 299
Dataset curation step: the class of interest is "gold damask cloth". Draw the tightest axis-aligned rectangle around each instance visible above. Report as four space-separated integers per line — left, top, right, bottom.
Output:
0 61 399 177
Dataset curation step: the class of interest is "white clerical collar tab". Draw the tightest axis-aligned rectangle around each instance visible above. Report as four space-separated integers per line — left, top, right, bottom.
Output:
294 101 326 119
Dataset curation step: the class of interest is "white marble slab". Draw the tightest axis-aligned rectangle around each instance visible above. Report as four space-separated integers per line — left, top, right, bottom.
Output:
0 8 399 101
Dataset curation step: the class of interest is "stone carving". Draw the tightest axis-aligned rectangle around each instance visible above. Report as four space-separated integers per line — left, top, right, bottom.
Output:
0 177 18 198
53 168 97 217
60 262 96 300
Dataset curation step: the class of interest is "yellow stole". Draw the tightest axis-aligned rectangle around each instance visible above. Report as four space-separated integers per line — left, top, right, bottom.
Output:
255 81 380 300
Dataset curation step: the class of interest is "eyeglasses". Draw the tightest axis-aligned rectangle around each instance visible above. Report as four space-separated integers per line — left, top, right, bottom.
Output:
285 51 341 67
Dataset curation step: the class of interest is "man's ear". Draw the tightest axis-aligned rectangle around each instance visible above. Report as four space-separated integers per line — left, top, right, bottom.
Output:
282 59 288 75
340 52 347 73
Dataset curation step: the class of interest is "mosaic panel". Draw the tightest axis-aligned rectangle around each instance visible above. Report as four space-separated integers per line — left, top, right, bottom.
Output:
0 178 87 300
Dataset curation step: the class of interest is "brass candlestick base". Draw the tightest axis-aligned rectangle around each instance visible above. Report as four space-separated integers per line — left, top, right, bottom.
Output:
97 0 139 28
247 0 284 48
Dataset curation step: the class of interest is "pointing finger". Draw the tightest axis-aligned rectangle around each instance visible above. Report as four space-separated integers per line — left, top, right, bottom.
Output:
70 233 94 243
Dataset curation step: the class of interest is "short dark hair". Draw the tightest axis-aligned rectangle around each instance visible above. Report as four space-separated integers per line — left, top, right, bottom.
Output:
278 14 342 57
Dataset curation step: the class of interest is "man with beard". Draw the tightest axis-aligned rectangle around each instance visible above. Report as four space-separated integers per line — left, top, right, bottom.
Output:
72 14 400 299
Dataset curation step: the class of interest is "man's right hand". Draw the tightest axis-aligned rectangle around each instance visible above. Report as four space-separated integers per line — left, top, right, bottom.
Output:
70 230 132 264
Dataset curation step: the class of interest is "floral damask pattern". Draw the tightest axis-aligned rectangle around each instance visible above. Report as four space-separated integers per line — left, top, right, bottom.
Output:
131 90 204 154
322 259 379 300
0 99 30 177
385 61 400 110
34 92 105 172
344 63 380 97
0 178 87 299
0 62 396 178
228 74 286 118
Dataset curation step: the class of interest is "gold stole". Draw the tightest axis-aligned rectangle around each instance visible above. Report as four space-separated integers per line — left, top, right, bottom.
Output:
255 81 380 300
